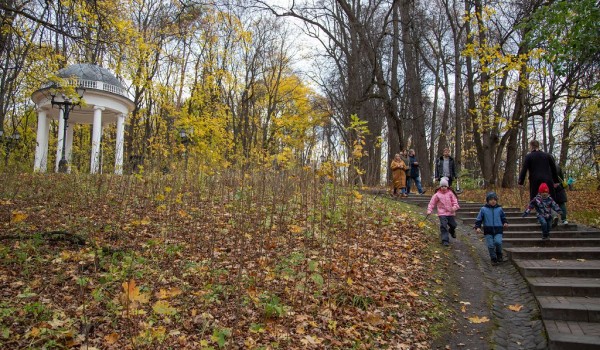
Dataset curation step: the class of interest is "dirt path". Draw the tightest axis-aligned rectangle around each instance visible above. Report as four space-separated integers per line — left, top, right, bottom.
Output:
431 216 547 350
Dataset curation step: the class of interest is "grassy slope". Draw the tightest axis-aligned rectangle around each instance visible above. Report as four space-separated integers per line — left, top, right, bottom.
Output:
1 172 454 349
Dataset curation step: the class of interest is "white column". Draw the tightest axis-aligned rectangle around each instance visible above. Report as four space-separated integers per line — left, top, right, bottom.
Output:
90 106 104 174
34 110 49 172
55 110 65 172
115 114 125 175
65 125 74 173
41 117 50 171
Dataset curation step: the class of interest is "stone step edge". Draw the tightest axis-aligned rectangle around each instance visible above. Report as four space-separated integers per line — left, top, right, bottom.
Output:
506 247 600 251
538 297 600 311
543 319 600 349
505 238 600 241
513 262 600 272
527 277 600 288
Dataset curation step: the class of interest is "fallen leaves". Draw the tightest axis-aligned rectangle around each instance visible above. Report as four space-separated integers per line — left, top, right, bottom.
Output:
301 334 324 346
153 300 178 316
120 279 150 313
155 287 182 299
0 173 448 349
104 332 119 344
508 304 523 312
468 315 490 323
460 301 471 313
10 210 28 224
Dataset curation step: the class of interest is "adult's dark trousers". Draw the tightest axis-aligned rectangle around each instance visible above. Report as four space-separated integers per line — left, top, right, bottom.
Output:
529 179 555 200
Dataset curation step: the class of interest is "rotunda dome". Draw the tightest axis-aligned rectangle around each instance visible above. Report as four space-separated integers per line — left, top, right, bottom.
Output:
56 63 125 89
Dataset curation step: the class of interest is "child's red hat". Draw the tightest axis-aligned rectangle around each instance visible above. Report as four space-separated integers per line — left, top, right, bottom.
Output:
538 183 549 193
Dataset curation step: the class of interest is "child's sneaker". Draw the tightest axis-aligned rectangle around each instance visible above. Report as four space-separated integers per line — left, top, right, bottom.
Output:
562 220 569 225
442 241 450 247
542 234 550 240
491 259 499 266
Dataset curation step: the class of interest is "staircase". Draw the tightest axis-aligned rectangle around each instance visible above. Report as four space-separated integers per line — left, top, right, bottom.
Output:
399 194 600 350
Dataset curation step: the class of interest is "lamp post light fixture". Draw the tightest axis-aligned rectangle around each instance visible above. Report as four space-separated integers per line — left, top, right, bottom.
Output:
50 87 85 173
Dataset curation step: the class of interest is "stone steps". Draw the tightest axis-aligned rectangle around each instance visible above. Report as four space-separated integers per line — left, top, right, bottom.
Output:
507 247 600 260
538 296 600 322
398 194 600 349
504 223 578 231
527 277 600 297
457 209 525 216
449 198 600 349
458 213 537 220
503 231 600 238
504 238 600 248
514 259 600 278
544 320 600 350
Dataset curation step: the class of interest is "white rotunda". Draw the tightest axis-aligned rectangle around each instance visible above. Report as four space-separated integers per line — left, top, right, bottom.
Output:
31 63 134 174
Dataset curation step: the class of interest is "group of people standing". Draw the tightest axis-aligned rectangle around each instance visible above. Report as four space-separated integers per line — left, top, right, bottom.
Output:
404 140 570 266
390 149 427 197
391 147 458 198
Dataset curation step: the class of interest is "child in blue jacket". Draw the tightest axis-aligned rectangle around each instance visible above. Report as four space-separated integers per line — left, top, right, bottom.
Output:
474 192 508 266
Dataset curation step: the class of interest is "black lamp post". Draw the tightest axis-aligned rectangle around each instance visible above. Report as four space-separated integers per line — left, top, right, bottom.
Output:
50 87 85 173
1 130 21 166
179 127 192 171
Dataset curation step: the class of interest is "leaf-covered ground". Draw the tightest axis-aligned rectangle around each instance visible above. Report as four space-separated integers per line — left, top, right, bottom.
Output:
0 171 452 349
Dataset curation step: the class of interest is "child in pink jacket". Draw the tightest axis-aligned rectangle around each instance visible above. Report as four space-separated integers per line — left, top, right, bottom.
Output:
427 177 460 246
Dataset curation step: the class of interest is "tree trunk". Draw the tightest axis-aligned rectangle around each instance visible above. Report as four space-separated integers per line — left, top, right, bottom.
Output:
400 0 431 184
502 41 530 188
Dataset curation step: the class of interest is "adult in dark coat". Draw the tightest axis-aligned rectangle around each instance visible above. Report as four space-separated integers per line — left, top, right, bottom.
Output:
407 149 426 195
553 160 569 224
518 140 559 201
435 148 457 187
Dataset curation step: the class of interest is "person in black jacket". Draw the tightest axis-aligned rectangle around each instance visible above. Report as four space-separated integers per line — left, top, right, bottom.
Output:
518 140 559 201
435 148 457 187
407 149 426 195
553 158 569 224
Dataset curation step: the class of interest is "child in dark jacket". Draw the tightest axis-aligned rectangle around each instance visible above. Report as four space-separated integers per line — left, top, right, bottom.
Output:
474 192 508 266
522 182 562 240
